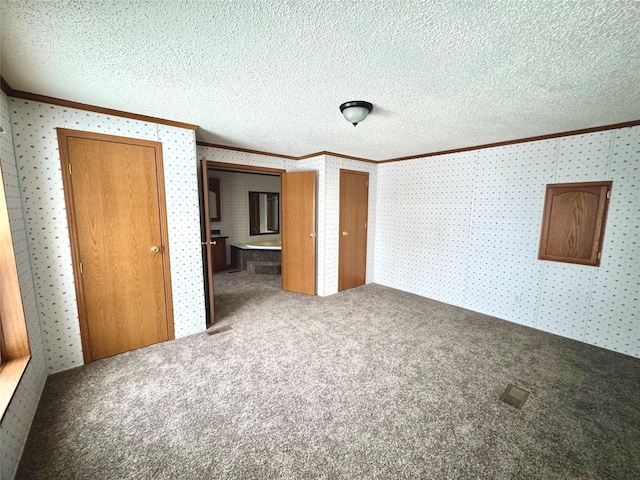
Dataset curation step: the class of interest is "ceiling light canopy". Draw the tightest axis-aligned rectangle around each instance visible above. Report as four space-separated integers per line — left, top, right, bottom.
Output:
340 101 373 126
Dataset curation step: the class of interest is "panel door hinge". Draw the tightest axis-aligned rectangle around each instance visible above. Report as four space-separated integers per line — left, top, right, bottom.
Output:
365 222 367 229
366 180 368 187
79 262 83 274
606 190 610 199
68 163 72 175
597 252 601 260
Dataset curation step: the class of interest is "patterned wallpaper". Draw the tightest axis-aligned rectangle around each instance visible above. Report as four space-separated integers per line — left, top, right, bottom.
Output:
7 124 633 479
587 128 640 354
282 155 378 297
197 147 379 298
209 170 281 264
9 99 205 375
157 125 205 338
198 145 286 170
376 151 476 307
0 93 47 480
375 126 640 358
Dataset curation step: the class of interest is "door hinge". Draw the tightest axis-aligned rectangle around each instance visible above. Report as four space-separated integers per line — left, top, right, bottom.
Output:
68 163 72 176
79 262 83 274
366 180 368 187
597 252 601 260
606 190 610 199
365 222 367 229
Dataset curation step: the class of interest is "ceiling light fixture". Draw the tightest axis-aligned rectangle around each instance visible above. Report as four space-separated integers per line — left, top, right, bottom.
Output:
339 101 373 126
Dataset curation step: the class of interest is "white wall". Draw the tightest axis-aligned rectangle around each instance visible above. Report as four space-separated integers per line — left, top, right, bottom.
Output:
375 127 640 358
0 93 47 480
285 155 378 297
199 147 379 297
9 99 206 374
209 170 281 264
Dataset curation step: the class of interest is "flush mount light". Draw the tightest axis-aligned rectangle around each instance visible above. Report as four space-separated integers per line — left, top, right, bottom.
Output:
339 101 373 126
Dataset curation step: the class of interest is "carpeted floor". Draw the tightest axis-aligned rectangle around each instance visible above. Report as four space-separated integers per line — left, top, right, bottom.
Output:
16 272 640 479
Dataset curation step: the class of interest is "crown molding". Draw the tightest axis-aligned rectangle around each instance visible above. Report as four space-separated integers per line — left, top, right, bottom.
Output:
196 143 377 164
377 120 640 164
3 77 637 163
199 121 640 164
1 76 198 131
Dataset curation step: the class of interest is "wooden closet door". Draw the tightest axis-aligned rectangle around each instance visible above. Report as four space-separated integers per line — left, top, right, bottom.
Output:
59 129 173 362
281 171 316 295
338 169 369 292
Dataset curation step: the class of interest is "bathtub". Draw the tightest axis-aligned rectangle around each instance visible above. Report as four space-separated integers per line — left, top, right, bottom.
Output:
232 239 281 251
231 240 282 271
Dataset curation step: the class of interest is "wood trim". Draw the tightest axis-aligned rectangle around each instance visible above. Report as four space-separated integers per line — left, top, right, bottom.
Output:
0 77 13 96
197 142 300 160
197 142 378 164
153 141 176 341
57 131 92 363
299 151 378 164
0 158 32 420
57 128 175 363
379 121 640 163
204 160 286 174
1 76 198 131
201 159 215 325
0 356 30 421
6 76 636 164
207 177 221 222
200 120 640 164
339 169 370 177
0 170 31 360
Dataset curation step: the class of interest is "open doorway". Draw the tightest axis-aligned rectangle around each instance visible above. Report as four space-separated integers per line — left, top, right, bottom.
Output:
200 160 317 325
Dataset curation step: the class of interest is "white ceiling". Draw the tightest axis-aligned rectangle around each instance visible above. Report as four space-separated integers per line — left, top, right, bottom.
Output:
1 1 639 161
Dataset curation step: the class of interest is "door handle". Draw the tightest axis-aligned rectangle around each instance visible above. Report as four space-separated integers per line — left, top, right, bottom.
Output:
342 231 348 236
151 245 161 253
308 233 316 238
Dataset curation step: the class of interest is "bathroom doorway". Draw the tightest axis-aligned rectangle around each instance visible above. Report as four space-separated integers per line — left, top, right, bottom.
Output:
200 160 316 324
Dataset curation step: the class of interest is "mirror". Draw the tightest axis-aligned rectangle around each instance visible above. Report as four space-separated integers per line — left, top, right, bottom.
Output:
208 176 221 222
249 191 279 235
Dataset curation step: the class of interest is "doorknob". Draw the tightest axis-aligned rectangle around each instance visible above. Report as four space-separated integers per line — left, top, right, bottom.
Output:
150 246 161 253
342 231 348 236
308 233 316 238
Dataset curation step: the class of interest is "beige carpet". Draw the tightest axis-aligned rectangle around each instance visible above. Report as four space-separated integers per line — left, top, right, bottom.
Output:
16 272 640 479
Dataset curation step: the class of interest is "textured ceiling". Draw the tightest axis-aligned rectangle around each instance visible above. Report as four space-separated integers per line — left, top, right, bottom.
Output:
1 0 639 160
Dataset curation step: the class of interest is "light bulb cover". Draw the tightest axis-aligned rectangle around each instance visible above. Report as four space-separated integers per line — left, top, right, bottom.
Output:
339 101 373 126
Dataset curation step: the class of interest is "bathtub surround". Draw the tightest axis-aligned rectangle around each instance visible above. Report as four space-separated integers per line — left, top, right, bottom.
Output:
209 169 281 265
15 273 640 479
231 244 282 272
230 240 282 273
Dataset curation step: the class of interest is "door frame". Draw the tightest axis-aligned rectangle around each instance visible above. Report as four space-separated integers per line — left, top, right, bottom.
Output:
200 159 285 324
338 168 369 292
57 128 175 364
